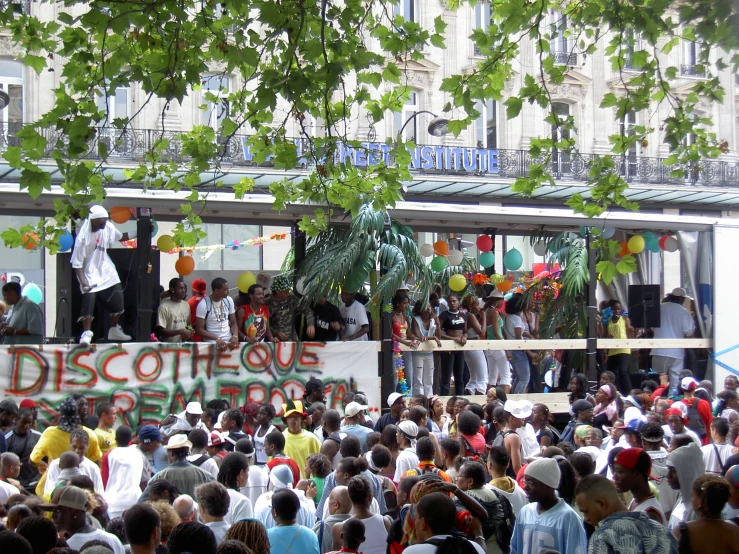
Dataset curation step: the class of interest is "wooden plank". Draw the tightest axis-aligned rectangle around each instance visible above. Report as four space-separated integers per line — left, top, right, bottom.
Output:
391 338 712 352
597 338 712 349
436 392 572 414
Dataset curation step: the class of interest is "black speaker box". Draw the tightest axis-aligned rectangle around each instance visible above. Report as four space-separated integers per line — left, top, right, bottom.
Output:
628 284 662 328
56 247 160 343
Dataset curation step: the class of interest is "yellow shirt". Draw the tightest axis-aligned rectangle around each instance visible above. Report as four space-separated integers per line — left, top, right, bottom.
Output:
282 430 320 479
30 426 103 465
607 317 631 356
94 427 117 454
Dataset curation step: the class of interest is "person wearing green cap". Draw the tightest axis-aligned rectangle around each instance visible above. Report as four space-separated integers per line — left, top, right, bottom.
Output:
266 275 315 342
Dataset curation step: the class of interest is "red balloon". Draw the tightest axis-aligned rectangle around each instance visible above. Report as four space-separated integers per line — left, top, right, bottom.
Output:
476 235 493 252
658 235 669 250
618 242 630 257
175 256 195 276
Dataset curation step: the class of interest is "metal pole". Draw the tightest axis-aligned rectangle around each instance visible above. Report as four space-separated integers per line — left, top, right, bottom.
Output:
135 208 153 342
586 230 598 380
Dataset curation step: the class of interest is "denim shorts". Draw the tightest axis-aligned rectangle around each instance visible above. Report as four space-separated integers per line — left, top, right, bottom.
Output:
79 283 124 320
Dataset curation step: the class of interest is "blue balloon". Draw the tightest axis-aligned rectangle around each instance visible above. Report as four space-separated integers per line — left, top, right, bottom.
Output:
646 239 661 253
22 283 43 304
602 227 616 239
151 220 159 236
58 230 74 253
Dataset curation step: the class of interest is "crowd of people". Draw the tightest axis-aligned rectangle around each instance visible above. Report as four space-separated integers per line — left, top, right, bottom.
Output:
0 367 738 554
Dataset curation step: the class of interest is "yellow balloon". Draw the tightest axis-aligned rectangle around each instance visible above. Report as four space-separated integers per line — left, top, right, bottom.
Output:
156 234 175 252
237 271 256 293
449 274 467 292
627 235 645 254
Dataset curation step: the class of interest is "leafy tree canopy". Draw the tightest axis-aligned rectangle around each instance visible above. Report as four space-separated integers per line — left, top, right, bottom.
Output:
0 0 736 251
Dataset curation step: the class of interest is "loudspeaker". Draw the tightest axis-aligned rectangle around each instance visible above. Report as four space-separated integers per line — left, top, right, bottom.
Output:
56 247 160 343
628 284 661 328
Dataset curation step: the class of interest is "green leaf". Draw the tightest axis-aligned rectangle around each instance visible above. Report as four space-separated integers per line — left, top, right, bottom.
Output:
504 97 523 119
22 55 46 74
3 146 21 169
616 255 637 274
19 165 51 199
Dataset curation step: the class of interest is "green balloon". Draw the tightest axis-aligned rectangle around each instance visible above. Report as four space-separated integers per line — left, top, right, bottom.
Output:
504 248 523 271
479 251 495 268
430 256 448 271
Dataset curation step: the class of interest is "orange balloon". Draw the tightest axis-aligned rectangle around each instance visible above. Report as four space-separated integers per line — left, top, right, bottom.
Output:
497 280 513 293
175 256 195 276
618 241 631 257
110 206 132 224
433 240 449 256
22 232 39 250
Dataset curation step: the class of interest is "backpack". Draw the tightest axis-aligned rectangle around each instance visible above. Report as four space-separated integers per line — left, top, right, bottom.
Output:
685 400 707 439
405 466 443 478
558 419 577 444
455 489 515 554
190 453 210 467
424 535 481 554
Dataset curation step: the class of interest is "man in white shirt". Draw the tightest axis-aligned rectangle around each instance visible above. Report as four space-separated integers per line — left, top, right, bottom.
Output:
196 482 231 544
701 418 734 474
156 278 193 343
195 277 239 350
71 205 135 345
650 288 696 396
663 405 702 447
339 291 369 341
41 485 125 554
403 492 486 554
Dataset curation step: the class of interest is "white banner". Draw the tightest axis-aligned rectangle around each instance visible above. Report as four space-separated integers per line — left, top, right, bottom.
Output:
0 341 379 429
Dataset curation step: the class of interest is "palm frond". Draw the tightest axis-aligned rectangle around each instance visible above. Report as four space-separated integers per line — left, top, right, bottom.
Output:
562 245 588 297
372 243 407 306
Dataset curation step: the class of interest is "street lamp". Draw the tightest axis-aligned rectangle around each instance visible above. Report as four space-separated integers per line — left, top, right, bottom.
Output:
397 110 450 140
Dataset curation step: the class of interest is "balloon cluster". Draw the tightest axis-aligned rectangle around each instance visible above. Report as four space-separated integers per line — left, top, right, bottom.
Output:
420 240 464 271
619 233 678 256
226 240 242 250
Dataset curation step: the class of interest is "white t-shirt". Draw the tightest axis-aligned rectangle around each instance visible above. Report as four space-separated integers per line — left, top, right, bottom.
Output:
0 479 18 504
503 314 525 340
44 456 104 495
340 300 369 341
393 448 420 483
70 223 123 293
662 424 701 447
226 488 254 524
651 302 696 359
195 296 236 340
66 529 125 554
486 479 529 516
701 443 734 474
404 535 485 554
240 464 269 508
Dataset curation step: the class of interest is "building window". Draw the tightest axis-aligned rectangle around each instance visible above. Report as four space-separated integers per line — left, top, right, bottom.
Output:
473 2 492 56
201 75 231 130
475 99 496 149
393 0 417 22
619 110 637 177
96 86 131 125
0 60 23 142
622 28 639 70
394 90 418 142
552 102 571 175
550 12 577 65
681 39 705 77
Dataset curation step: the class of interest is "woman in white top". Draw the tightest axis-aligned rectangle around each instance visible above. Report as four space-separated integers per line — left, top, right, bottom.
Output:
217 452 254 524
462 294 488 395
253 404 277 466
411 300 442 397
393 421 420 483
333 475 392 554
503 294 533 394
429 396 448 439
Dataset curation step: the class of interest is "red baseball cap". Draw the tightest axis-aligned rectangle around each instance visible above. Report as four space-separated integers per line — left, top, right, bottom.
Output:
191 279 207 294
19 399 37 409
614 448 653 478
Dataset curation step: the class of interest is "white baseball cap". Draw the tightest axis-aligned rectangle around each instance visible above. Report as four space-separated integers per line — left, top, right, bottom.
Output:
671 287 688 298
387 392 404 408
345 401 369 418
504 399 533 419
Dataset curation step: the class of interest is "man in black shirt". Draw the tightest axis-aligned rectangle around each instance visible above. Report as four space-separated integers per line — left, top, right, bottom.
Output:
312 297 344 341
4 407 41 492
374 392 406 432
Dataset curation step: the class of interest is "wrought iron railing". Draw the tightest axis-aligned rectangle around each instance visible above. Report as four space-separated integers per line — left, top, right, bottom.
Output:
552 51 578 66
680 64 705 77
1 126 737 188
0 0 30 14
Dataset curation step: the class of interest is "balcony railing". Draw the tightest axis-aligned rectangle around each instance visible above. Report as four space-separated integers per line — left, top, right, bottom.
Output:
552 51 578 66
1 126 738 189
0 0 30 14
681 64 705 77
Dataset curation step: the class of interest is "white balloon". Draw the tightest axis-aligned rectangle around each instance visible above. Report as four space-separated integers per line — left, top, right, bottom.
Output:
664 237 678 252
447 249 464 265
419 243 434 257
533 241 547 256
